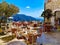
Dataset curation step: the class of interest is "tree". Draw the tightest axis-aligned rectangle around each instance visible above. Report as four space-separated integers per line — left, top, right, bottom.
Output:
0 2 19 17
0 1 19 23
41 9 52 22
0 1 19 31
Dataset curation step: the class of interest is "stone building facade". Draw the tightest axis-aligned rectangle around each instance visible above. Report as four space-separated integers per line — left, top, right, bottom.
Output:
45 0 60 25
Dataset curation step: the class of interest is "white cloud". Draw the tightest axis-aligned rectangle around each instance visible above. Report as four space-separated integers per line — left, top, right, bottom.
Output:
26 6 30 9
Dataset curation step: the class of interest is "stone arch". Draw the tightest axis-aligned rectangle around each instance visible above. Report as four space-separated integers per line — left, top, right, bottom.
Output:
53 9 60 13
53 9 60 25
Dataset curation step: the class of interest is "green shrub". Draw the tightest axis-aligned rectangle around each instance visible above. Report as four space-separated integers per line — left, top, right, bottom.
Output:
1 35 16 42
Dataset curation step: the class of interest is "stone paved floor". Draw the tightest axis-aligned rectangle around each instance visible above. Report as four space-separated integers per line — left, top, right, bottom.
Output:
44 32 60 45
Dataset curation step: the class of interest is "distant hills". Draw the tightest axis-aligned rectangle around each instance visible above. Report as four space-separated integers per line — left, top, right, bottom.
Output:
8 14 44 22
35 17 44 22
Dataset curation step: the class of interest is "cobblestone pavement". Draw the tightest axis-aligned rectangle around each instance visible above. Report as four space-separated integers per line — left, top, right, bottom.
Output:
44 32 60 45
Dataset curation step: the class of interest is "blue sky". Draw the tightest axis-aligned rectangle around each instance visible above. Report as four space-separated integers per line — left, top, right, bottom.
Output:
0 0 44 18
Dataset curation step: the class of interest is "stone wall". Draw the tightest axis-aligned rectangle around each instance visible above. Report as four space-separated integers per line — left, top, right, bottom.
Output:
45 0 60 12
45 0 60 25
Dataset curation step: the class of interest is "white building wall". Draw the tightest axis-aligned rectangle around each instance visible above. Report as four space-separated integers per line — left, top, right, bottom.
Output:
51 16 55 26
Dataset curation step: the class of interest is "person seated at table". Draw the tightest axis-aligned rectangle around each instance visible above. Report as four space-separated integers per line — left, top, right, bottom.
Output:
16 31 26 39
11 23 17 34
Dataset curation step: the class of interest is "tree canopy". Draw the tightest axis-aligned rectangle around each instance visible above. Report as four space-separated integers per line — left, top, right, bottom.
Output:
0 2 19 17
0 1 19 23
41 9 52 19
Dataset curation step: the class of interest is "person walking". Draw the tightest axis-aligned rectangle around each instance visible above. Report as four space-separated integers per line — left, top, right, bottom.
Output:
36 24 45 45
